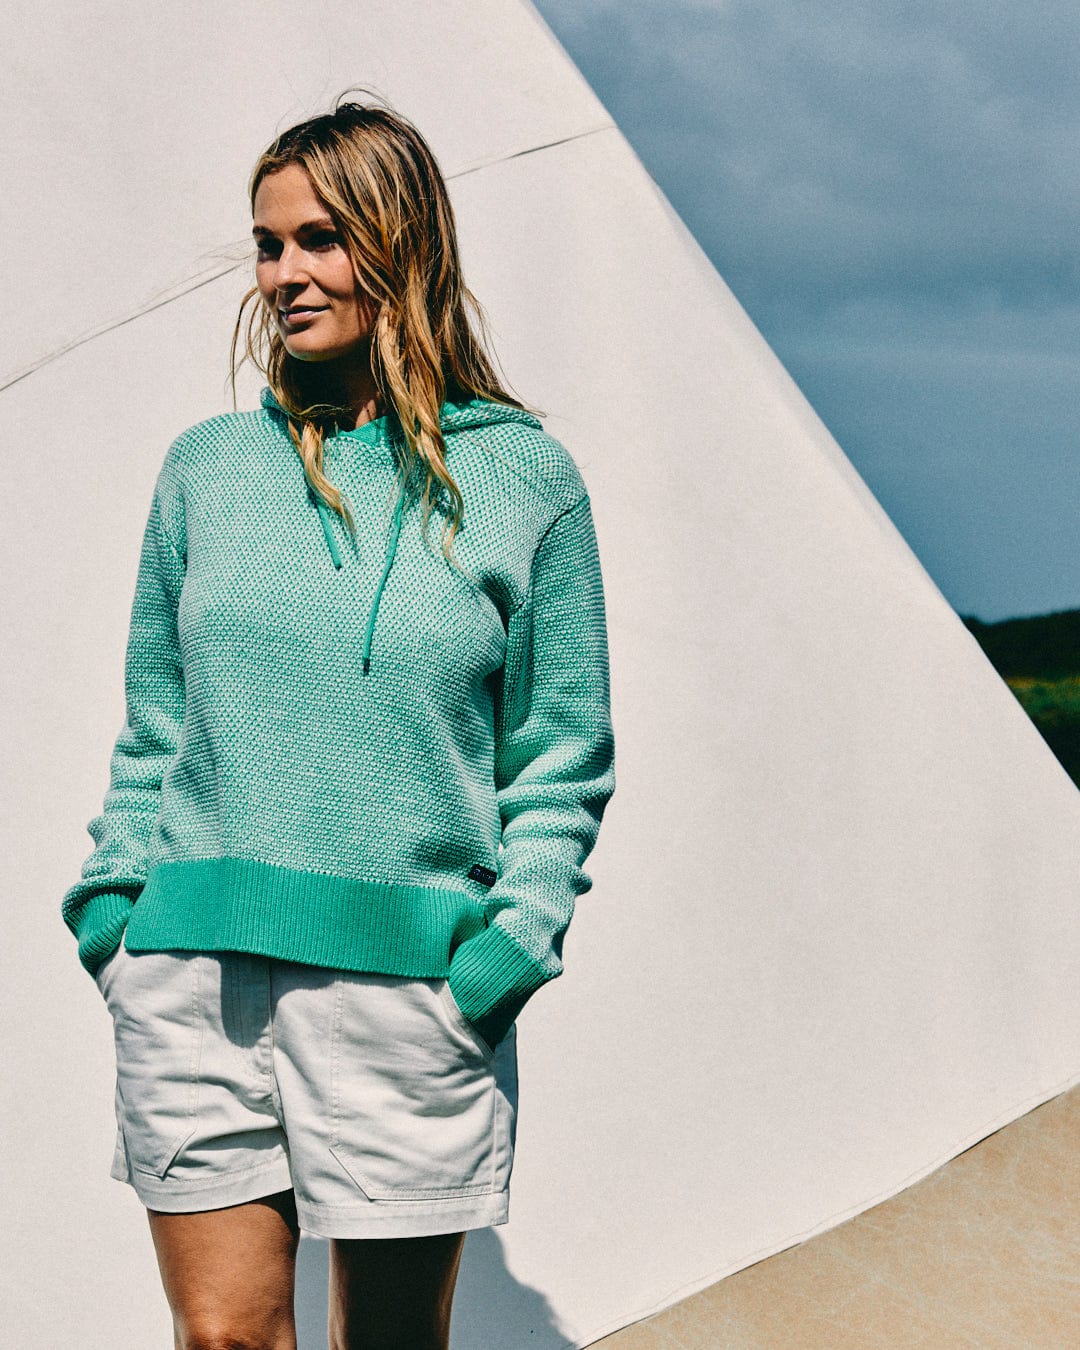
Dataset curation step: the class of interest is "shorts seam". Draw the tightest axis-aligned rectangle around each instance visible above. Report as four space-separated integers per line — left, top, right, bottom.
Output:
329 973 345 1147
294 1193 510 1240
299 1188 509 1213
186 955 202 1131
129 1155 291 1195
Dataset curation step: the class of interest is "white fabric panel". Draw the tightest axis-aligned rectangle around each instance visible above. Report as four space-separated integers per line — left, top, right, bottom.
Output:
2 0 611 386
5 3 1080 1347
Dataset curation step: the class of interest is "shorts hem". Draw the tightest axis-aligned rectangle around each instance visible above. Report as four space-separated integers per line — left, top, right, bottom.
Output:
295 1190 509 1239
118 1156 295 1214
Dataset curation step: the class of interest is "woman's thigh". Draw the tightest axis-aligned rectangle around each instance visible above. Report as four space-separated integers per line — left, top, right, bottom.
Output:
328 1230 466 1350
146 1188 301 1350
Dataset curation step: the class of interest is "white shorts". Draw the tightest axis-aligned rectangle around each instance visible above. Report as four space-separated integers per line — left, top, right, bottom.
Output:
93 941 518 1238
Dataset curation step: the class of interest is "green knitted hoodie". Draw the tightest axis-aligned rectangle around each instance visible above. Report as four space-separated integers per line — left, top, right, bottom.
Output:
61 388 616 1049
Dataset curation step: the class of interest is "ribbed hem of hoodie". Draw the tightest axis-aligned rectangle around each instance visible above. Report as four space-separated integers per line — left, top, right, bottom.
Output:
70 890 137 977
447 923 553 1051
122 857 490 975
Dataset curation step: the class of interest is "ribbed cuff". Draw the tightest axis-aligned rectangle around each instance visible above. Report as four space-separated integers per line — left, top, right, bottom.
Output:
71 891 137 977
447 923 553 1051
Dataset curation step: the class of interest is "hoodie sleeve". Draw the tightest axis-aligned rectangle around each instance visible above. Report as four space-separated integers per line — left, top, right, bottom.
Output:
61 467 187 979
446 491 617 1049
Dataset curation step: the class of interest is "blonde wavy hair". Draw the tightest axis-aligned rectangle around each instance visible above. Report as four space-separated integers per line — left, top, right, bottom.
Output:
230 90 541 567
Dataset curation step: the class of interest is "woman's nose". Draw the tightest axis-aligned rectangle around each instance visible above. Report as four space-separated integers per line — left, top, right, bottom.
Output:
273 241 309 289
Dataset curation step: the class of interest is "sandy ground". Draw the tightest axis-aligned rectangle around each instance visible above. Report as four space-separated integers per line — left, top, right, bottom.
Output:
591 1081 1080 1347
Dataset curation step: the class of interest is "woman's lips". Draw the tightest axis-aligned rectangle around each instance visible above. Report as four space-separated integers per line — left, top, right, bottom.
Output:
280 306 328 327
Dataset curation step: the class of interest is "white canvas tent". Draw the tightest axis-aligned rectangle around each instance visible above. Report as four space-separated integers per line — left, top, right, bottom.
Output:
5 2 1080 1345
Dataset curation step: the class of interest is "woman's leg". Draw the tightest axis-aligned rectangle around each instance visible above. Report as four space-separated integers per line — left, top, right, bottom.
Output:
146 1188 301 1350
328 1230 466 1350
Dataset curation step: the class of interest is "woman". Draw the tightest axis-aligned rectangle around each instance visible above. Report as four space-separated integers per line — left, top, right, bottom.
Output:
60 94 616 1348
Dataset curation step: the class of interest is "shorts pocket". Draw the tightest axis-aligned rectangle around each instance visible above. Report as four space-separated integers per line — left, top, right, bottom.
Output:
93 939 126 1006
110 951 203 1179
109 1083 130 1182
329 973 497 1202
439 980 495 1062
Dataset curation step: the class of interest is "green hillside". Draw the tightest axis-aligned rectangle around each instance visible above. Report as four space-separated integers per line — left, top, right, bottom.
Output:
961 608 1080 786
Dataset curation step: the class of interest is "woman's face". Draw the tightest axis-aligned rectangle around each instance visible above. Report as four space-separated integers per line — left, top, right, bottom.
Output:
252 163 376 363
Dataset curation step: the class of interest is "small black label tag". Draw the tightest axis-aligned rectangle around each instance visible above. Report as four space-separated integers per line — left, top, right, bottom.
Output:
468 864 498 887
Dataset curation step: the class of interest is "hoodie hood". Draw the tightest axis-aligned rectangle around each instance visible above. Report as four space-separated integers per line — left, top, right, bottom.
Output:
259 386 542 675
258 385 542 439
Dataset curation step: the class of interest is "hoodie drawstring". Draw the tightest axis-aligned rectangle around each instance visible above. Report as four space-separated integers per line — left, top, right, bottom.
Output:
309 481 406 676
310 490 343 569
260 384 542 681
362 486 405 675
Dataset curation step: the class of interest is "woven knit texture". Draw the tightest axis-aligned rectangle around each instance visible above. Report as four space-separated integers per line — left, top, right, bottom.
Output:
61 391 616 1047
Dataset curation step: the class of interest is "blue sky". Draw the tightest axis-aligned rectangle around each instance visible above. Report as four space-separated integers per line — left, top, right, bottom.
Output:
533 0 1080 622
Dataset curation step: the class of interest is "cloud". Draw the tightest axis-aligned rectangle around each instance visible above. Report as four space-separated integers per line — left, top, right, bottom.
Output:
533 0 1080 618
534 0 1080 325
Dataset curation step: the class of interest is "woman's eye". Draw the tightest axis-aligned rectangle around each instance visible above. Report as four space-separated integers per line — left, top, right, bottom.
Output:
254 233 340 258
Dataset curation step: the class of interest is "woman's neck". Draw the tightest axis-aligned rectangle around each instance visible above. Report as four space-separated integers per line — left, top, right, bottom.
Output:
297 348 384 429
346 389 385 429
